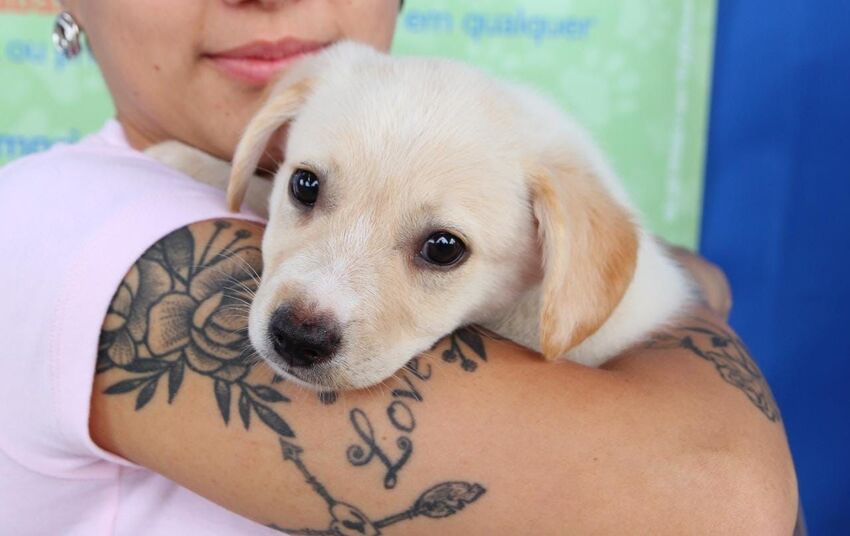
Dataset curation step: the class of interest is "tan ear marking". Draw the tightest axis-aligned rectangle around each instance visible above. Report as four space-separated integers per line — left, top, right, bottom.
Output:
531 162 638 360
227 78 313 212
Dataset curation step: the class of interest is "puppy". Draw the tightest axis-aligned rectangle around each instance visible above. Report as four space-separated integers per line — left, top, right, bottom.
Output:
149 41 692 391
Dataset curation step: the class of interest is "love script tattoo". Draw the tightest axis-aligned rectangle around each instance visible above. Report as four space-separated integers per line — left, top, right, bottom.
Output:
96 220 487 533
646 317 781 422
340 330 486 489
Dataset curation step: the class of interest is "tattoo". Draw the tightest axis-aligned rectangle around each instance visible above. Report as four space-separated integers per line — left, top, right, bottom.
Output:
347 407 413 489
97 221 297 435
318 390 339 405
344 329 486 489
646 317 781 422
345 357 428 489
272 439 485 536
96 220 487 532
440 329 488 372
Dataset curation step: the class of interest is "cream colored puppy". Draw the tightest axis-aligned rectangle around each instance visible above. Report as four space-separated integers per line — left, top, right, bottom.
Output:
150 41 692 391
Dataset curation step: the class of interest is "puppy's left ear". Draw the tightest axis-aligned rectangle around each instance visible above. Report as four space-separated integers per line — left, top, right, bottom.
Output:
227 77 313 211
529 156 639 360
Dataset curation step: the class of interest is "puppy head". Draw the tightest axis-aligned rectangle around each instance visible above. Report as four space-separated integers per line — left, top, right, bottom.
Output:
230 42 543 391
231 41 636 390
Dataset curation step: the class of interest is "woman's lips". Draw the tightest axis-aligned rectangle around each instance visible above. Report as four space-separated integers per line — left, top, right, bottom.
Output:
205 38 329 85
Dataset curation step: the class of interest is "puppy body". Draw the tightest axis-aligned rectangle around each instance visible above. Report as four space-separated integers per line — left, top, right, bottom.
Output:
148 42 692 389
479 85 692 365
486 230 691 366
145 141 273 218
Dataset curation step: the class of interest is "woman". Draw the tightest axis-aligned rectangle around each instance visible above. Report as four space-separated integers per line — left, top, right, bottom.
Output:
0 1 798 534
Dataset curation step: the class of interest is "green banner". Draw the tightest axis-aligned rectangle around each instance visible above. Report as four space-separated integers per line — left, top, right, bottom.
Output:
0 0 715 246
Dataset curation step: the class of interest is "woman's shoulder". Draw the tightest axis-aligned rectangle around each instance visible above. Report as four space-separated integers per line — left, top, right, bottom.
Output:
0 119 259 317
0 123 261 485
0 120 217 204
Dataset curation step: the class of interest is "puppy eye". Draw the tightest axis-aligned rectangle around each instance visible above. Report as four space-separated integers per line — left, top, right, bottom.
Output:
420 232 466 266
290 169 320 206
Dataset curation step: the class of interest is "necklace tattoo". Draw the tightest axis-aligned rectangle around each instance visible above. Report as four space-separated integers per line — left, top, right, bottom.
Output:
271 439 485 536
646 317 781 422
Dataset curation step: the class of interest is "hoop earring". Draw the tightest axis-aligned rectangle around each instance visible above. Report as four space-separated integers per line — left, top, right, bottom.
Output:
53 11 83 59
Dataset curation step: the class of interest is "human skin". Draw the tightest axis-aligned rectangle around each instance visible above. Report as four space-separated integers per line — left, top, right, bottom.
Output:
91 219 798 534
63 0 399 160
59 0 799 532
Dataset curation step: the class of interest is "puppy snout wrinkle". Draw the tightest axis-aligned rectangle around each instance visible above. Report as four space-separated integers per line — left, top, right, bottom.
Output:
269 306 341 368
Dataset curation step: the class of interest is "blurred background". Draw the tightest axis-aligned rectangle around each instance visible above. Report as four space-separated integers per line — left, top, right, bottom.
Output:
1 0 847 532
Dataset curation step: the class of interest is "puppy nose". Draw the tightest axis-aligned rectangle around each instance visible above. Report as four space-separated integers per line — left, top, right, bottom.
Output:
268 306 341 368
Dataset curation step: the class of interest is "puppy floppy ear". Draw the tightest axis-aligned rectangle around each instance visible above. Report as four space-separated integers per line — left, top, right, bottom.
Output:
227 78 313 211
529 157 639 360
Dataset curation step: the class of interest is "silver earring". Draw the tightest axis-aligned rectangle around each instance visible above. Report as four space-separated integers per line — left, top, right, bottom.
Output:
53 11 83 59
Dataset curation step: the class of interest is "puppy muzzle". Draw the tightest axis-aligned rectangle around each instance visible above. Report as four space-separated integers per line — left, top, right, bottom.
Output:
268 305 342 368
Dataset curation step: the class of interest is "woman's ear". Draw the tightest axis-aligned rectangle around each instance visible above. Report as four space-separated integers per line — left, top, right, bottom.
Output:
529 157 639 360
227 77 313 211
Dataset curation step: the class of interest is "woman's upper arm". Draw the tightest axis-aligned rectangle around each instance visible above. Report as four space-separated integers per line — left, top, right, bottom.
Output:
90 218 798 534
